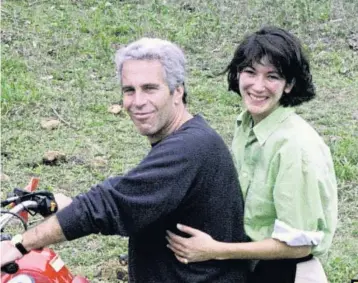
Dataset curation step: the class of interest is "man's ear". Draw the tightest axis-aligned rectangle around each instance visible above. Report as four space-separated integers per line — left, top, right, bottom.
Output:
284 78 295 94
174 85 184 104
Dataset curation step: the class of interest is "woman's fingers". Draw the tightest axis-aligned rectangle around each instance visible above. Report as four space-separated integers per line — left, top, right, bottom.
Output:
176 223 202 236
174 253 189 264
166 235 187 257
166 230 187 246
166 230 184 240
166 241 185 258
166 226 216 263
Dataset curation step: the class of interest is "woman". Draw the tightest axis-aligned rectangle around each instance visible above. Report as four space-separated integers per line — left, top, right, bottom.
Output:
166 26 338 283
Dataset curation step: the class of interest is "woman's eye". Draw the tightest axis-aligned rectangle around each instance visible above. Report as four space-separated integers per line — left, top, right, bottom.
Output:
243 68 255 74
268 75 279 80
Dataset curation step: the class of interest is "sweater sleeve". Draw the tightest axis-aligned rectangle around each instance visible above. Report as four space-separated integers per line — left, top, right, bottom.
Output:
56 134 200 240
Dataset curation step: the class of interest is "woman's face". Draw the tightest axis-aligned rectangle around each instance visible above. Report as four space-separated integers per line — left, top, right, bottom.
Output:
238 59 293 124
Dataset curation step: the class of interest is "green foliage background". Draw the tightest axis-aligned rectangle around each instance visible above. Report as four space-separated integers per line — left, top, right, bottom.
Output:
1 0 357 282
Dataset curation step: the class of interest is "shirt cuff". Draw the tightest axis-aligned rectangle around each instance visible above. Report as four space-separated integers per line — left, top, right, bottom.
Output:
271 219 324 246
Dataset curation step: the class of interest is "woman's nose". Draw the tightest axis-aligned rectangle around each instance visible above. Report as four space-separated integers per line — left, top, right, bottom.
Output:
252 77 266 92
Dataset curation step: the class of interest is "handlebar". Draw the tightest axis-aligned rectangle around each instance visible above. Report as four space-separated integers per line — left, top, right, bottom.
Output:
1 180 59 275
1 190 58 232
0 201 38 231
0 201 41 275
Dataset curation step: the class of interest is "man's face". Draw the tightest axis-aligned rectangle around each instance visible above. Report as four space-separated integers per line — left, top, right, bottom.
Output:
121 59 182 143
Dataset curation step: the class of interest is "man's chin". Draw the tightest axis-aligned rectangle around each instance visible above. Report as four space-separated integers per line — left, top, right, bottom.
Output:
136 127 154 137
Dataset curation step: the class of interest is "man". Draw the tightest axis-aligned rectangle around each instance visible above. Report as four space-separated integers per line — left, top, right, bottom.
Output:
1 38 248 282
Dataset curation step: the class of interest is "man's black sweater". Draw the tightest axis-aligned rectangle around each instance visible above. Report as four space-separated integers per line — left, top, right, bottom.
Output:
57 115 248 282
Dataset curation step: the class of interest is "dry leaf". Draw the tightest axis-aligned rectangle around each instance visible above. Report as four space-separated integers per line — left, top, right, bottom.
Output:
108 104 122 114
0 173 10 182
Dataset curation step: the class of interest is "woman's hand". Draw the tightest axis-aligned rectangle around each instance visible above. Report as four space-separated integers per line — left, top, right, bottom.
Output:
166 224 220 264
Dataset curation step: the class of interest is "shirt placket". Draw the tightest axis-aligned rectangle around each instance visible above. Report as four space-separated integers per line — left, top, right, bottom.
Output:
240 129 257 200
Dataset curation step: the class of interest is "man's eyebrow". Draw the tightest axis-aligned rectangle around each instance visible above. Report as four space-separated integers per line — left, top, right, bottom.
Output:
143 83 160 89
122 86 134 92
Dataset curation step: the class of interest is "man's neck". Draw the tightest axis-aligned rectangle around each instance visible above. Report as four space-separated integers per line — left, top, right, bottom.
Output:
148 108 193 144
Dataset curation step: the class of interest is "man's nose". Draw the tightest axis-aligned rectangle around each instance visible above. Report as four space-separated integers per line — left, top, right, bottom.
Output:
133 92 147 107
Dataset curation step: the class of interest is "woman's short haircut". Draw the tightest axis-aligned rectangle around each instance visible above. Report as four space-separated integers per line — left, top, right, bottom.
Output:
115 38 188 104
225 26 315 106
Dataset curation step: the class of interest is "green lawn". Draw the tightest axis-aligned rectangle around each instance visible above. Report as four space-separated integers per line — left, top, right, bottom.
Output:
1 1 357 282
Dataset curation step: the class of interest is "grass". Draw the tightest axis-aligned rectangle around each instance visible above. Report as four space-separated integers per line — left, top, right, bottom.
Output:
1 0 358 282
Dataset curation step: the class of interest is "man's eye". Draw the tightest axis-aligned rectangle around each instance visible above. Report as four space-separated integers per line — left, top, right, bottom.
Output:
144 86 157 92
123 89 134 95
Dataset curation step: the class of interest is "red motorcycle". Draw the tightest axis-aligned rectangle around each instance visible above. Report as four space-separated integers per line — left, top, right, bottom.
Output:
1 178 90 283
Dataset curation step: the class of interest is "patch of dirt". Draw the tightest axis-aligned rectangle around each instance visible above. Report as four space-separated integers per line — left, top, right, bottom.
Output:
347 33 358 51
95 258 128 282
68 155 86 165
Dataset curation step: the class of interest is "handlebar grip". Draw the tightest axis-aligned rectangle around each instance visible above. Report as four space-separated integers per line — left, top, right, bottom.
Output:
1 262 19 274
38 198 58 217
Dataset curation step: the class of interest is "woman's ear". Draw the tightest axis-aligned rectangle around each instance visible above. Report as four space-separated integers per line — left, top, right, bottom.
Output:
284 78 295 94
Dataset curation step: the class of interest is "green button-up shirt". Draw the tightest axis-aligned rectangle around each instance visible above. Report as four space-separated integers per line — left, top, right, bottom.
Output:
232 106 338 255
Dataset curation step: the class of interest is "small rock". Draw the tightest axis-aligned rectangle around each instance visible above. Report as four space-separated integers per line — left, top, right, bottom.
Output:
119 254 128 266
43 151 66 165
108 104 122 114
0 173 10 182
41 119 61 130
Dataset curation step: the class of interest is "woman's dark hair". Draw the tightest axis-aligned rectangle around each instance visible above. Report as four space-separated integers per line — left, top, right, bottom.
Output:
225 26 315 106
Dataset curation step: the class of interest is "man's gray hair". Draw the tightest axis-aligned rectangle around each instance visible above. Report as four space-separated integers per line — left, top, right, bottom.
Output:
115 37 187 103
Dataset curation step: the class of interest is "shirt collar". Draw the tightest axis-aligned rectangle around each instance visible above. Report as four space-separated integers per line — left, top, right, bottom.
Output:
236 110 252 128
237 107 295 146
